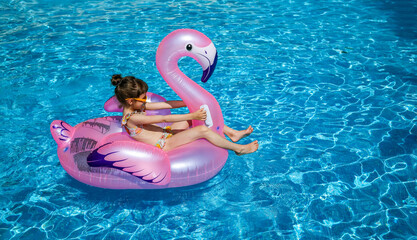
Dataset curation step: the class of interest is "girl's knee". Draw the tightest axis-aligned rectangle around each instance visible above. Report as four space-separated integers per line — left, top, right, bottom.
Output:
195 125 210 135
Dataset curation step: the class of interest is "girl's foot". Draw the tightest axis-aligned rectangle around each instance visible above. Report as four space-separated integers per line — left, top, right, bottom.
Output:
235 140 259 156
230 126 254 142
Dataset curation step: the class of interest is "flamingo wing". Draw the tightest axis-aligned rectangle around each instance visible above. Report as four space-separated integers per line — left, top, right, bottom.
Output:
87 141 171 185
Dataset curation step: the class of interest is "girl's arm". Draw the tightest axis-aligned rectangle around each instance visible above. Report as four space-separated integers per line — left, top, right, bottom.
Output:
129 109 206 125
146 101 186 110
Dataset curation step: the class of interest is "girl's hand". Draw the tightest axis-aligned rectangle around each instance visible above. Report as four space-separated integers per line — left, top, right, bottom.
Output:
192 109 207 121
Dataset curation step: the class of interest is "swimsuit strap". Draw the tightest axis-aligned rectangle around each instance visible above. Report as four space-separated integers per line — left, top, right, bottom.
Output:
140 102 146 112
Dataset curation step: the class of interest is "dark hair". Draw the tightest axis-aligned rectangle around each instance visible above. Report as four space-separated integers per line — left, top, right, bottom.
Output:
111 74 148 106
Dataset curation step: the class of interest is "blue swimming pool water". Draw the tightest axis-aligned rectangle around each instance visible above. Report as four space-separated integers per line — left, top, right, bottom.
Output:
1 0 417 239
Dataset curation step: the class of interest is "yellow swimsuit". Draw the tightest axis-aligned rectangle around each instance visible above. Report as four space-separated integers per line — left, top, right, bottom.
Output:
155 126 173 149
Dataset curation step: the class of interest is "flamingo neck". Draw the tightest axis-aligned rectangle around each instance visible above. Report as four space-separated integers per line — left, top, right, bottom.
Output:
162 57 211 111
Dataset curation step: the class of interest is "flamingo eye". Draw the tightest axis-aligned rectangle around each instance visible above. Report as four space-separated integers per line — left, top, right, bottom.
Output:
186 44 192 51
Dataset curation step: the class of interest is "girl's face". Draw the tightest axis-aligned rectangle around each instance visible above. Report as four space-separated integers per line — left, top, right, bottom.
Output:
130 92 147 110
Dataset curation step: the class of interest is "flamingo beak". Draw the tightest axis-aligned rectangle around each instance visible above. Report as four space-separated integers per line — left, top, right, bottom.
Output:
201 52 217 83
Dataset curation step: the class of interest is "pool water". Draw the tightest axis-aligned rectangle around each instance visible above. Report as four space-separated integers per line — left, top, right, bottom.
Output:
1 0 417 239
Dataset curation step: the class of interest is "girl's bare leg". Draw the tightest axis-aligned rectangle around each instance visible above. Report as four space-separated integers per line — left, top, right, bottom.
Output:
170 120 192 131
163 125 258 155
170 121 253 142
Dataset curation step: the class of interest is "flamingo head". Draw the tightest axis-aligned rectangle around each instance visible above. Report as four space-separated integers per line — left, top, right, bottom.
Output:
156 29 218 83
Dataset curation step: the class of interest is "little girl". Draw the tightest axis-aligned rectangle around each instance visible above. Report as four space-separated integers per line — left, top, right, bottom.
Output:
112 75 258 155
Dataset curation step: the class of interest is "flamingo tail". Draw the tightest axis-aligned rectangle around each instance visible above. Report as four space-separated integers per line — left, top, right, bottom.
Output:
50 120 74 149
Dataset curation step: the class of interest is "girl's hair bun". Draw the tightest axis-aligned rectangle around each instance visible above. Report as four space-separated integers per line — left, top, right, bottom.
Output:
111 74 123 86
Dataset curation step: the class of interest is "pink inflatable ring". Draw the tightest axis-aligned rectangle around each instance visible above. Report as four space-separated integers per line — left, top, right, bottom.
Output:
50 29 228 189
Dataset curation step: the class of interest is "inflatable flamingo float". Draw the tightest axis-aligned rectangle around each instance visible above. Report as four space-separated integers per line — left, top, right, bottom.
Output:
50 29 228 189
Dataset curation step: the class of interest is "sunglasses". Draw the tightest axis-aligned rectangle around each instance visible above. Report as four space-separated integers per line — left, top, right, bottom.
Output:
125 95 147 102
